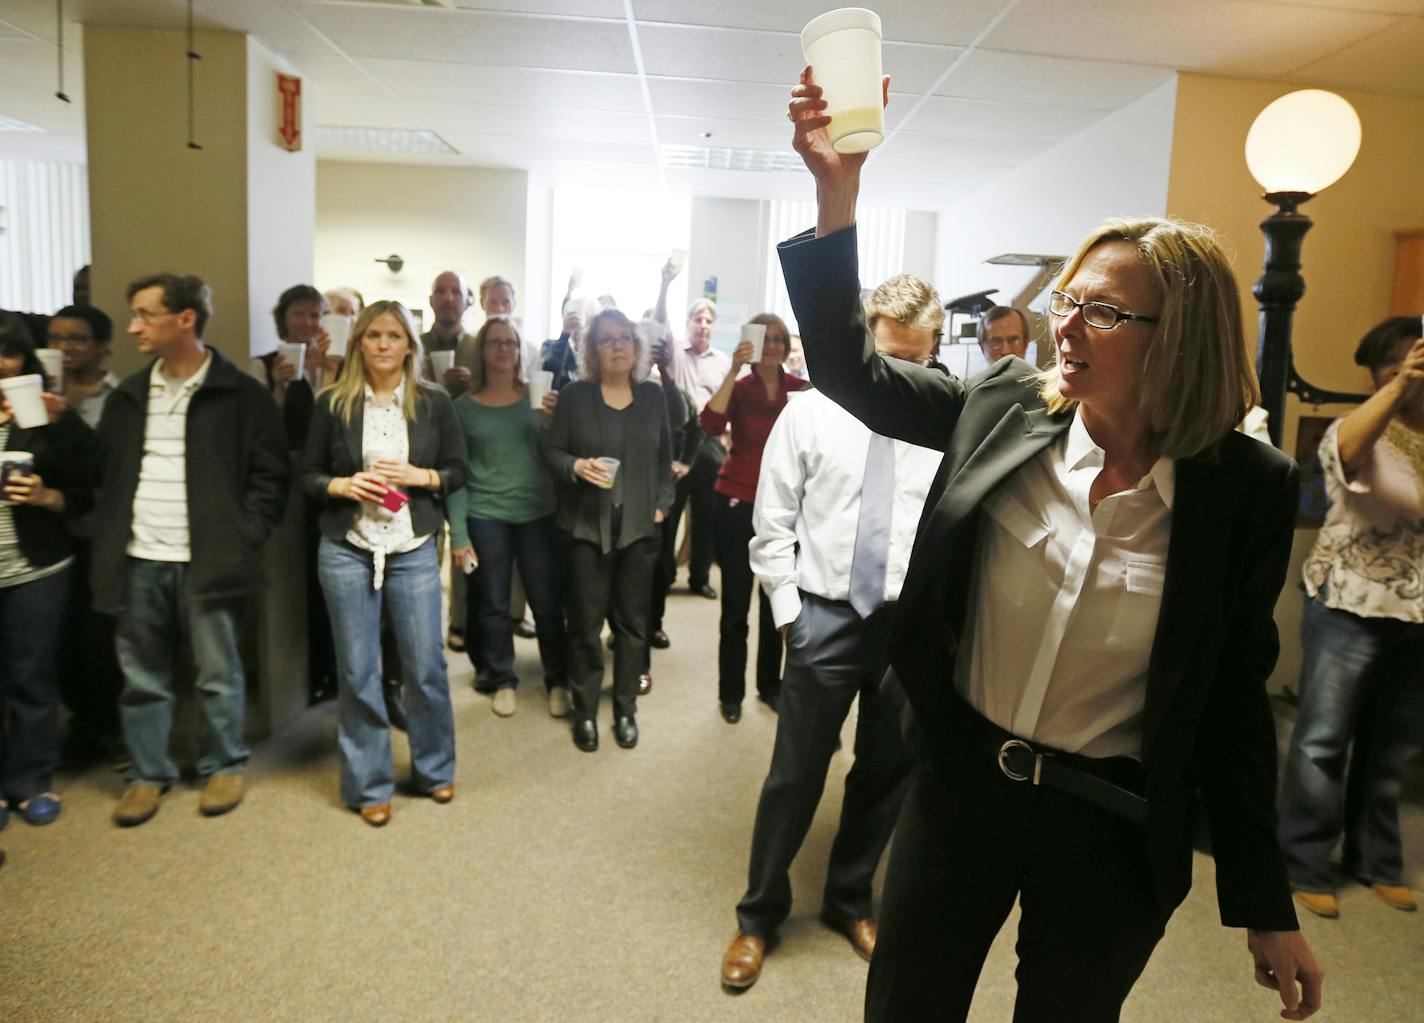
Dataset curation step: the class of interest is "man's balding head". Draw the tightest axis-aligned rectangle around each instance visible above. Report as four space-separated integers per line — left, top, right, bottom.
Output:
431 271 473 332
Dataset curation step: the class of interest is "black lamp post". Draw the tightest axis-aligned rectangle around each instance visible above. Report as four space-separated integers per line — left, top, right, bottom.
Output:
1245 90 1363 448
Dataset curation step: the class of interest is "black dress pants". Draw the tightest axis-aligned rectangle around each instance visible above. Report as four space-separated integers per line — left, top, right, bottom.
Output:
682 449 719 589
866 706 1169 1023
563 528 659 722
735 594 911 937
711 492 782 705
56 540 121 749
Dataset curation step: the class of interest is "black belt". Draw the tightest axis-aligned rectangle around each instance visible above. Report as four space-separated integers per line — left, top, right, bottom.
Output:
949 696 1148 826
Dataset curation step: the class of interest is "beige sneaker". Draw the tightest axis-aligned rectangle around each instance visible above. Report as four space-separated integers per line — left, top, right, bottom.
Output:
492 687 517 717
548 686 571 718
1372 884 1417 911
113 784 163 827
199 772 246 817
1292 890 1339 919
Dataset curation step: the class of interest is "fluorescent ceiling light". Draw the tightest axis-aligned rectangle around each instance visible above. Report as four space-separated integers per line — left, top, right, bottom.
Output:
315 126 457 154
0 115 46 133
661 144 804 173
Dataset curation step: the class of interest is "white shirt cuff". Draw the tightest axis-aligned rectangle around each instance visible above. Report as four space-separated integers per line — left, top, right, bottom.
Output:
768 583 802 630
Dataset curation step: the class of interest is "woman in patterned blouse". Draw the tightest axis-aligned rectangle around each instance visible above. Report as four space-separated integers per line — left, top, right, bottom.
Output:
1280 315 1424 918
302 301 467 827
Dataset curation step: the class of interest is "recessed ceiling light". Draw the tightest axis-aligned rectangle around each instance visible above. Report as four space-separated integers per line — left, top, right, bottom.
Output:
315 126 457 154
0 115 46 133
661 144 805 173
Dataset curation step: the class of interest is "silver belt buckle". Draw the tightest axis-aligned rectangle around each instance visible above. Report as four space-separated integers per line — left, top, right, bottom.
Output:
998 739 1042 785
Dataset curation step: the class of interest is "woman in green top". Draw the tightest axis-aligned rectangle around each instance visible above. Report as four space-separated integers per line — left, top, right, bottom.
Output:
448 317 568 719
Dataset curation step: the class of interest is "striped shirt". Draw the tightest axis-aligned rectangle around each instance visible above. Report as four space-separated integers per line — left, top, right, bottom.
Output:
127 354 213 562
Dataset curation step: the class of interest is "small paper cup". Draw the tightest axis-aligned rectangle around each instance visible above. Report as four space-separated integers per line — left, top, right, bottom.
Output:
595 456 621 489
321 313 350 358
277 342 306 375
0 451 35 503
430 350 456 377
527 370 553 409
0 374 48 428
36 349 64 392
801 8 885 154
741 322 768 362
669 248 687 273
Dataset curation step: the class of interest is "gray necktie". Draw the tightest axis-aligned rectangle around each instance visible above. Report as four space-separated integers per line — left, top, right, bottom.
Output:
848 433 895 618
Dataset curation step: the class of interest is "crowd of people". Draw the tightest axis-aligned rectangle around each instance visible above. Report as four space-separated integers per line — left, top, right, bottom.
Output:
0 76 1419 1013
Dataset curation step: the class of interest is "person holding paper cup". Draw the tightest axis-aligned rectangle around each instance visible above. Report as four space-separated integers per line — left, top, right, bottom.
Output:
785 67 1322 1021
248 284 339 448
543 308 677 752
0 318 100 828
447 316 569 720
422 271 477 394
700 314 804 723
302 300 466 827
47 305 119 429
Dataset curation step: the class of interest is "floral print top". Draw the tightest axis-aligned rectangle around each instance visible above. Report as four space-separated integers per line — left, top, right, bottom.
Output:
1303 418 1424 622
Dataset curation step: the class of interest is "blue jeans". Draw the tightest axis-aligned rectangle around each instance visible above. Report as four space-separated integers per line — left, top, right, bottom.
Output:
465 515 567 692
116 559 249 784
318 536 454 808
1278 598 1424 890
0 566 70 801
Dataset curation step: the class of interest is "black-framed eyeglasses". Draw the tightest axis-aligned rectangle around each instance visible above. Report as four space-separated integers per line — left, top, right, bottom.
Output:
1047 291 1159 331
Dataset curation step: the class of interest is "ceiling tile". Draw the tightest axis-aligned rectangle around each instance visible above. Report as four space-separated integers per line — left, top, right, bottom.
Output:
647 78 791 124
654 114 789 150
298 5 636 74
984 0 1400 77
358 58 646 112
292 54 392 99
891 95 1106 145
1286 16 1424 95
886 130 1050 168
436 130 658 166
447 0 625 15
312 94 653 144
935 50 1174 110
631 0 1006 45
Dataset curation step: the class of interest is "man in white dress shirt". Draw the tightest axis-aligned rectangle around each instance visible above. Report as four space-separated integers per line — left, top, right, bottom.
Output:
720 276 945 991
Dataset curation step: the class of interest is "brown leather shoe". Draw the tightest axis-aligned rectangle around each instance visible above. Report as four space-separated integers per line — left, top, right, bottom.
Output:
199 772 245 817
113 783 164 827
721 932 765 991
1372 884 1417 911
359 804 391 827
430 784 454 804
1292 889 1339 919
821 907 876 961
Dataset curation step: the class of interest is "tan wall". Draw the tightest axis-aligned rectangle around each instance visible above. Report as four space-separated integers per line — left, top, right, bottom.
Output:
85 28 253 375
1166 73 1424 690
314 161 527 333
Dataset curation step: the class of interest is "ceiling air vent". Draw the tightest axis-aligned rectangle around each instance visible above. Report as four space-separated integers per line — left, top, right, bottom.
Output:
315 126 458 154
661 144 805 173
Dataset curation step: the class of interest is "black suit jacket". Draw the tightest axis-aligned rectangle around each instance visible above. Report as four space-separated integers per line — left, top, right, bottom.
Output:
780 225 1299 932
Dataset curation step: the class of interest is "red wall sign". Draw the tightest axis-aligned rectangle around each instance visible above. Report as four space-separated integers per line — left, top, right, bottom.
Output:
277 74 302 151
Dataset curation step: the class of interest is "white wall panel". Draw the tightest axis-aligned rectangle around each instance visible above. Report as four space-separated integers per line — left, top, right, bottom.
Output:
0 158 90 314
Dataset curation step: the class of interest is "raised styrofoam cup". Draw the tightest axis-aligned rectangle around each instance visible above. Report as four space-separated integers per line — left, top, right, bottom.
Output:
669 248 687 273
595 456 621 489
277 342 306 377
321 313 350 358
527 370 553 409
801 8 885 154
36 348 63 392
0 374 48 428
0 451 34 503
741 322 768 362
430 350 456 377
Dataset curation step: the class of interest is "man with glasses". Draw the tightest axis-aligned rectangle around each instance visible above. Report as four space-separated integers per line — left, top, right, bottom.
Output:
94 273 290 827
977 305 1032 364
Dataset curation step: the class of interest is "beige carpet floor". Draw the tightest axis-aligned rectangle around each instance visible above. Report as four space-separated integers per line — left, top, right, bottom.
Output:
2 572 1422 1022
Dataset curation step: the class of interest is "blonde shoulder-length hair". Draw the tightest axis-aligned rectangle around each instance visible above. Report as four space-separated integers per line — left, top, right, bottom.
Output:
580 308 649 384
1036 217 1260 461
322 300 437 424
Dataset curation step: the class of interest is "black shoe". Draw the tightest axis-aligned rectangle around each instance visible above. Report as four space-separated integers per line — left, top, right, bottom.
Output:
757 690 780 713
649 629 670 649
638 673 652 696
720 702 742 724
614 716 639 749
513 617 537 639
693 583 718 599
383 681 408 733
573 719 599 752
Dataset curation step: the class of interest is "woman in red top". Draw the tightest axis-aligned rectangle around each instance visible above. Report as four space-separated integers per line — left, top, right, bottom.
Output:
701 313 805 722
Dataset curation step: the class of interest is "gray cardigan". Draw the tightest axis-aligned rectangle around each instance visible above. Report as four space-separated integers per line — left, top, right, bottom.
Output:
542 378 674 553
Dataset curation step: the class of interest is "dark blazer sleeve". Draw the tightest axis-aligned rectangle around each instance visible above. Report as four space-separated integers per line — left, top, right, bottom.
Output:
42 409 101 521
1198 458 1300 931
243 383 293 544
426 388 467 495
651 383 674 515
301 394 341 503
660 371 688 436
676 390 701 465
778 225 967 452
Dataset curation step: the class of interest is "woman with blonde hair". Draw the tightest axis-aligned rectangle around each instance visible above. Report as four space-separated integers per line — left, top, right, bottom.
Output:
448 316 569 719
780 69 1323 1022
302 301 466 826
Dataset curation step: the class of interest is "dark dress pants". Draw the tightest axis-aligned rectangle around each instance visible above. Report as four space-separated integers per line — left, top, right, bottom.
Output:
735 594 912 938
866 704 1168 1023
712 492 782 705
464 515 567 692
649 491 680 635
683 448 720 589
563 528 659 722
56 540 121 749
0 567 70 801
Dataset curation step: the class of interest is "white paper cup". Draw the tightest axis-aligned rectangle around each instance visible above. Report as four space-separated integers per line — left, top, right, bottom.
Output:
802 8 885 154
669 248 687 273
321 313 351 358
277 342 306 376
595 456 620 489
430 350 456 377
36 349 63 392
0 374 48 428
527 370 553 409
741 322 768 362
0 451 35 503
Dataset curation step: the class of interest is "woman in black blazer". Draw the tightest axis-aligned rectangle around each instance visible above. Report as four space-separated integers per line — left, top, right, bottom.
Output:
302 301 466 827
543 308 675 752
786 71 1322 1022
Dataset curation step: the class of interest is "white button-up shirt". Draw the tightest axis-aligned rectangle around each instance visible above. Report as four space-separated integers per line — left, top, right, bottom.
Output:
958 413 1174 760
345 380 428 588
750 389 942 628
